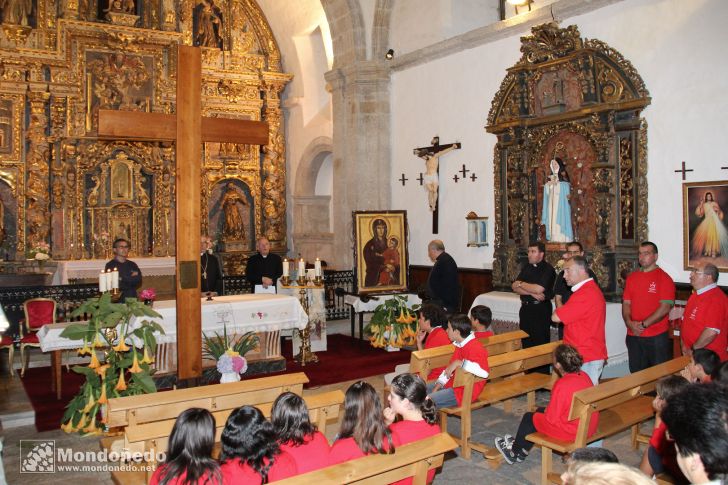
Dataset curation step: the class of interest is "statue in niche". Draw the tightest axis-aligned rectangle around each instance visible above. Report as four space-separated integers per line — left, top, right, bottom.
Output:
115 221 130 241
221 182 247 241
541 158 574 242
193 0 223 49
88 174 101 206
0 0 32 26
111 161 132 199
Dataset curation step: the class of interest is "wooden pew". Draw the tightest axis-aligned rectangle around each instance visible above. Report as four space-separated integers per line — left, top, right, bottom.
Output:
526 355 690 485
275 433 458 485
440 340 561 462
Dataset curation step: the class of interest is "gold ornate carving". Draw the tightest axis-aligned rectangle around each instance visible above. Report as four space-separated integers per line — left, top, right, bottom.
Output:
590 246 608 289
584 38 650 100
618 138 634 239
636 120 649 242
596 60 627 103
617 259 635 290
519 23 582 65
505 245 519 284
25 91 51 253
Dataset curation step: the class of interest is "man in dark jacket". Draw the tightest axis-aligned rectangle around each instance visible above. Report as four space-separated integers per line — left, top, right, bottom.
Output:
425 239 460 313
245 236 283 292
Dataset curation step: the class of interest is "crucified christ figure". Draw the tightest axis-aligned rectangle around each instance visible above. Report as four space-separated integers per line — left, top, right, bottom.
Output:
414 137 461 212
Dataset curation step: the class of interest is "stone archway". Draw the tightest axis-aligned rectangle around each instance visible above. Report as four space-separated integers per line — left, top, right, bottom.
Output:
292 136 335 264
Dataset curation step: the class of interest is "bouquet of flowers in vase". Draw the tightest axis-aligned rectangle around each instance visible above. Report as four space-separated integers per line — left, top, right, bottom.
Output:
203 324 258 382
365 295 419 350
29 241 51 261
139 288 156 305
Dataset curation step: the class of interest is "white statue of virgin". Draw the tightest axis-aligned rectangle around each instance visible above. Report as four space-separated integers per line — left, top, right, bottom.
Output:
541 158 574 242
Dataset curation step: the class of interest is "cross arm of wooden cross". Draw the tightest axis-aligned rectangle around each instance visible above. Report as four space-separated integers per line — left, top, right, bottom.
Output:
97 109 269 145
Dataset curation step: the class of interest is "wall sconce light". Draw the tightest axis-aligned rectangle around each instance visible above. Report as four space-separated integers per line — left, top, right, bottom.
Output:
507 0 534 14
385 49 394 60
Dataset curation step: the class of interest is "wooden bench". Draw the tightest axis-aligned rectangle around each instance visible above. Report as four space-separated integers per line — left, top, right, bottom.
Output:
526 355 690 484
275 433 459 485
441 340 561 462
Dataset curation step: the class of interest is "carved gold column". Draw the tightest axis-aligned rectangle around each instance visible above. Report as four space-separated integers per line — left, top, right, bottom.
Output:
25 90 51 255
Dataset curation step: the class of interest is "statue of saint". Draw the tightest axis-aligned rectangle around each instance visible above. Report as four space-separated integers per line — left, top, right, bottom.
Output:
1 0 33 26
221 182 247 241
193 0 223 49
541 158 574 242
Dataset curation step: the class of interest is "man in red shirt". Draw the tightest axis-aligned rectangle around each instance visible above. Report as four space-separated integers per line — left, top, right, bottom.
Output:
622 241 676 373
427 314 490 409
681 263 728 361
552 256 607 385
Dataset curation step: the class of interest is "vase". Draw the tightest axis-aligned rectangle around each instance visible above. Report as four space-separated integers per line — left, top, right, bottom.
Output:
144 299 153 307
220 372 241 384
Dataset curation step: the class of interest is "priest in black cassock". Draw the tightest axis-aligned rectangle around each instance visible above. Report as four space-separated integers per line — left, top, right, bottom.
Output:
200 236 223 295
245 236 283 292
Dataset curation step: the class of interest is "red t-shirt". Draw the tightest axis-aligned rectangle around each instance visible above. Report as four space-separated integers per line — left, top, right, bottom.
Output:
649 420 684 479
219 452 297 484
390 420 440 485
150 467 221 485
444 337 490 406
623 268 675 337
279 431 330 474
425 326 452 381
682 286 728 361
474 330 494 339
533 371 599 441
328 435 392 466
554 280 607 362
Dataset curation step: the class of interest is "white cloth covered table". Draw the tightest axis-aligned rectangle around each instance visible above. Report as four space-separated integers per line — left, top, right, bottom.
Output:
470 291 628 367
344 293 422 312
51 257 177 285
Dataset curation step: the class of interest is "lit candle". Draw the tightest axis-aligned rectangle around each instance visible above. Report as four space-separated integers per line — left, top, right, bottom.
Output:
282 258 289 277
111 268 119 289
99 271 107 293
298 258 306 279
314 258 321 277
105 270 112 292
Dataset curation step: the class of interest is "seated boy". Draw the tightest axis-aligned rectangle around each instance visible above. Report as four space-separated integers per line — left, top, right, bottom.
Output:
469 305 494 338
639 375 690 480
681 348 720 383
427 314 490 409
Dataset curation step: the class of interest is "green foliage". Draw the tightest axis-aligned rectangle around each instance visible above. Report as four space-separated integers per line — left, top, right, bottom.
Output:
364 295 420 348
202 326 258 380
60 293 163 435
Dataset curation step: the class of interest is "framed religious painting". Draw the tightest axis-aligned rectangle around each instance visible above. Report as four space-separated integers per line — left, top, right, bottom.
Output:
353 210 410 294
683 180 728 272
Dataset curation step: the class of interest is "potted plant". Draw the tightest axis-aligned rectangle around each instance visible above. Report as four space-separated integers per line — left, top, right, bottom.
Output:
364 295 419 350
202 325 258 383
59 293 163 435
139 288 156 306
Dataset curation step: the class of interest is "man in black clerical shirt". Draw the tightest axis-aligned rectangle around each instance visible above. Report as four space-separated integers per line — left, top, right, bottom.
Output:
512 241 555 354
553 240 597 339
425 239 460 313
105 238 142 302
245 237 283 292
201 236 223 295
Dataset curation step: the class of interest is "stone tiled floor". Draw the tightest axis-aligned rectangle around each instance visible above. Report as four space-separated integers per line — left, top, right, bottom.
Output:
0 319 648 484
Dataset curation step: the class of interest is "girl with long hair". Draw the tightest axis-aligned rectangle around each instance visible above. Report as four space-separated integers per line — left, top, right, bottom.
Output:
271 392 330 474
219 405 297 484
384 373 441 485
149 408 221 485
495 344 599 465
328 381 394 465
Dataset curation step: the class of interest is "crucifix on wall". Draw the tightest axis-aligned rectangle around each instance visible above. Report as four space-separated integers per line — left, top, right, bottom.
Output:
97 45 268 385
413 136 461 233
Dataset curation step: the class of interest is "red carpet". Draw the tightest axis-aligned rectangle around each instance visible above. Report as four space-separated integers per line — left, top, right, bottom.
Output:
19 334 411 432
274 333 412 388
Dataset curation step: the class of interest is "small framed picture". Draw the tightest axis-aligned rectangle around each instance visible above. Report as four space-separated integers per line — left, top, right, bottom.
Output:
353 210 410 294
466 212 488 247
682 180 728 271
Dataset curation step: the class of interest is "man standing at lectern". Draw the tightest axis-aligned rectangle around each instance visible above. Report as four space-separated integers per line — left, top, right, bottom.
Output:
105 238 142 302
245 236 283 292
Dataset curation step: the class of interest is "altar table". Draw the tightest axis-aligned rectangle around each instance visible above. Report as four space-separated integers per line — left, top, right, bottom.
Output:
470 291 628 371
51 257 177 285
344 293 422 340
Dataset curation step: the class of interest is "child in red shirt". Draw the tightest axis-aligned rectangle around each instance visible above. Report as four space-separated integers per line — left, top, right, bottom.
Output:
495 344 599 465
470 304 495 339
329 381 394 465
149 408 222 485
680 348 720 384
639 375 690 481
271 391 330 474
219 405 297 484
384 373 441 485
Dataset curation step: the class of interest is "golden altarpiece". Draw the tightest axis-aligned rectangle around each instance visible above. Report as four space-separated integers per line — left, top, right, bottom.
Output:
0 0 291 274
487 24 651 300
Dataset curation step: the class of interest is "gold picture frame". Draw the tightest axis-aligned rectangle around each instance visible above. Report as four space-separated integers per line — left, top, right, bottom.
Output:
683 180 728 271
353 210 410 294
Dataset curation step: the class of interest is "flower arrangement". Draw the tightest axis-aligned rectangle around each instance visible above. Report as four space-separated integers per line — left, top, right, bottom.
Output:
59 293 163 435
202 324 258 381
555 259 566 272
29 241 51 260
139 288 156 301
365 295 419 349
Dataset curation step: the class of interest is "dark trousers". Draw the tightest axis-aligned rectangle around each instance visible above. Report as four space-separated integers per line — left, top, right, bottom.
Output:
626 332 673 374
520 302 552 373
513 407 545 453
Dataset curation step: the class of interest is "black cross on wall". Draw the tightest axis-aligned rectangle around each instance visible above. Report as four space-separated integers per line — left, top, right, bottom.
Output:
398 173 408 186
459 164 470 178
470 173 478 182
674 161 693 181
417 173 424 186
453 174 460 183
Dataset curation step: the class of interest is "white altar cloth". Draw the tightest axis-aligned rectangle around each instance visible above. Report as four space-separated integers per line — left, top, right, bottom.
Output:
470 291 628 366
38 294 308 350
344 293 422 312
51 257 177 285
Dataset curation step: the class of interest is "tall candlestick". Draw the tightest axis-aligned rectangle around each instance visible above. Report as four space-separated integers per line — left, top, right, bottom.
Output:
99 271 107 292
298 258 306 279
314 258 321 277
111 268 119 289
282 258 289 277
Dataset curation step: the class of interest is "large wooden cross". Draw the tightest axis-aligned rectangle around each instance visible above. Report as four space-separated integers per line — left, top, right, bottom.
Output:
97 45 268 384
413 136 461 233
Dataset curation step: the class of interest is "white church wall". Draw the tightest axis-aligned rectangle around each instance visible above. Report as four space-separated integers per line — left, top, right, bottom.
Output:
391 0 728 284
